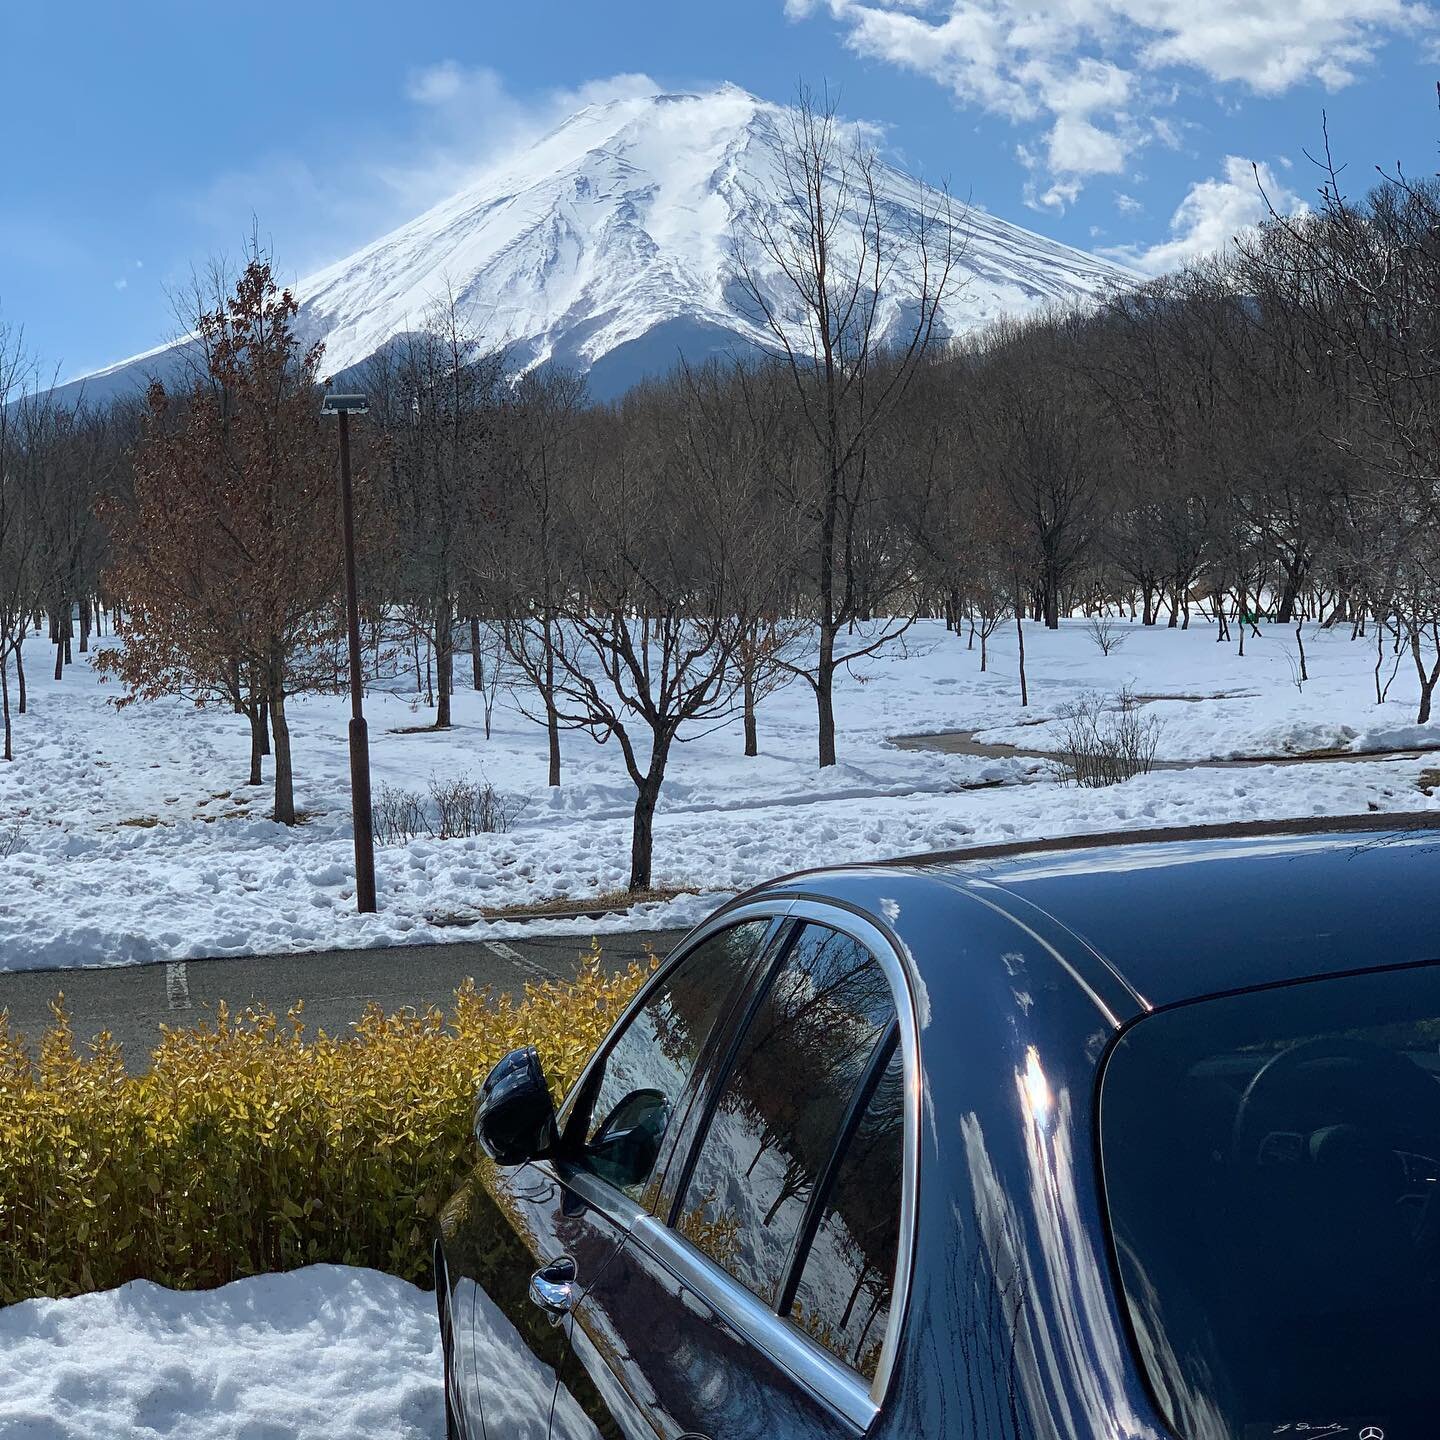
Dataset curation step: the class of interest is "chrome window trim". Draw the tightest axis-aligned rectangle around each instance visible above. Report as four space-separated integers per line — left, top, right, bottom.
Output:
544 1158 651 1232
554 903 795 1143
778 899 921 1420
632 1213 877 1433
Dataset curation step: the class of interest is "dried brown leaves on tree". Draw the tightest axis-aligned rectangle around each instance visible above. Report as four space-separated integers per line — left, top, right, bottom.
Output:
99 259 350 823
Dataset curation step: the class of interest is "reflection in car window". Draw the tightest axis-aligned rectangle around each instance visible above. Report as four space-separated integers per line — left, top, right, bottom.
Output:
677 924 896 1307
789 1042 903 1380
573 920 768 1201
1101 962 1440 1440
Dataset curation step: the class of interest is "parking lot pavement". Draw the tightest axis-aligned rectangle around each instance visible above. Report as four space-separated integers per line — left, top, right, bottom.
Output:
0 930 689 1073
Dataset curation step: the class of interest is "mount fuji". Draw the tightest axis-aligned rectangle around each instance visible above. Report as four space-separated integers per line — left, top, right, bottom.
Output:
64 85 1136 405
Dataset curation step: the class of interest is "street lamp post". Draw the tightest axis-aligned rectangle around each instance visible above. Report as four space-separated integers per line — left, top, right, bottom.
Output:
321 391 377 914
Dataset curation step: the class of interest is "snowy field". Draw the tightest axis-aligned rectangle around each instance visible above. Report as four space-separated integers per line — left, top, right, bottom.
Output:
0 1266 441 1439
1 617 1438 972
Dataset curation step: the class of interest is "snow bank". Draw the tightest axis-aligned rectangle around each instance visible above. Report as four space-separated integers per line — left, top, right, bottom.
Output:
0 1266 441 1440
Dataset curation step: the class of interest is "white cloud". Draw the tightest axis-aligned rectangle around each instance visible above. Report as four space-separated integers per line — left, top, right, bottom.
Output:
113 278 127 292
1101 155 1307 272
1115 191 1145 215
404 60 469 106
177 69 663 290
788 0 1433 200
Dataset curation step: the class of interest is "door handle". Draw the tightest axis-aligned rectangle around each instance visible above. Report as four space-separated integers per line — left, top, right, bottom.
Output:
528 1257 576 1318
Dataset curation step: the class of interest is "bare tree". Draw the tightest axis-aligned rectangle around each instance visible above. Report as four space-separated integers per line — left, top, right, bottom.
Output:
364 295 505 729
511 389 773 890
0 318 38 759
485 367 590 787
732 86 959 765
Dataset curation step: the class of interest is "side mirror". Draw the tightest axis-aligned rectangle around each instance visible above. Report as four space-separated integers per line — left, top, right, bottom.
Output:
585 1088 669 1193
474 1046 559 1166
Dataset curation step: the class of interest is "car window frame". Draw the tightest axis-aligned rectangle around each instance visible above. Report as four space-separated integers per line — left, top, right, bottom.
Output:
778 1019 904 1367
641 898 922 1432
548 903 793 1215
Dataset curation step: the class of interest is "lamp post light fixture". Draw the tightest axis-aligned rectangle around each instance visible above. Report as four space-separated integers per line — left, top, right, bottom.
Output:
321 391 377 914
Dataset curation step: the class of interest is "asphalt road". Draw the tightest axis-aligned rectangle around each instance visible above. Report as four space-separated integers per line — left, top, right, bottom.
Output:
0 930 689 1073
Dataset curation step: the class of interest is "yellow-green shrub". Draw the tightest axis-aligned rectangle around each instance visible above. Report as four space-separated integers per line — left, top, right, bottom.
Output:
0 942 652 1305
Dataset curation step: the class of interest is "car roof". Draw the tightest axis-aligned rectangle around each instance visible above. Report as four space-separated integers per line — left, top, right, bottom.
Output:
758 815 1440 1013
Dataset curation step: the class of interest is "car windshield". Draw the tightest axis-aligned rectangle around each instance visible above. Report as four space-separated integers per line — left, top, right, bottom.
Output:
1100 961 1440 1440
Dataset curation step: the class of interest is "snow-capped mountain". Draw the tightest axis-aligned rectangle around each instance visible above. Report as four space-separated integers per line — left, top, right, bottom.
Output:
64 85 1135 405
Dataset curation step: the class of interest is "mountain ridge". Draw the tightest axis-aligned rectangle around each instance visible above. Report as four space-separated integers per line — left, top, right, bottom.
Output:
55 85 1137 406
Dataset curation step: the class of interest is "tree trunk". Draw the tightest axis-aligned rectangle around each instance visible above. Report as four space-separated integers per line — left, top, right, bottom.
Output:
1043 562 1061 629
435 598 454 729
1276 566 1302 625
15 637 25 715
470 616 482 691
1016 607 1029 708
246 701 266 786
1410 628 1440 726
79 598 92 654
1 647 11 762
816 624 838 768
269 675 296 825
743 665 758 758
629 748 670 892
544 630 561 787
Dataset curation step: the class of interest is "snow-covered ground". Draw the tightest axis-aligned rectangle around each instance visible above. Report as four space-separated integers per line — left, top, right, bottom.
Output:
1 618 1437 971
0 1266 441 1439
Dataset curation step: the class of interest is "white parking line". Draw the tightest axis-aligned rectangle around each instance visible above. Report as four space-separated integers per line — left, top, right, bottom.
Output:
165 962 192 1010
483 940 552 978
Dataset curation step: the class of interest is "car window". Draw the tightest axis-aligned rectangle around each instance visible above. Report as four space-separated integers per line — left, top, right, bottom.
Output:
675 923 897 1307
569 919 770 1202
787 1041 904 1381
1100 961 1440 1440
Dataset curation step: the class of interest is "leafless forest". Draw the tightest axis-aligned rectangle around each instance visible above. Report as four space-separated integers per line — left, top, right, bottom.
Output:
4 103 1440 889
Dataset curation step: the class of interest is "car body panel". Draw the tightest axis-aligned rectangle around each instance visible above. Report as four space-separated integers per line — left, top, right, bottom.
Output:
438 1158 632 1440
567 1217 857 1440
438 825 1440 1440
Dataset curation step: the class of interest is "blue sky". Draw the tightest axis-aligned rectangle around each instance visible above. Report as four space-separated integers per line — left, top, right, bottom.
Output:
6 0 1439 381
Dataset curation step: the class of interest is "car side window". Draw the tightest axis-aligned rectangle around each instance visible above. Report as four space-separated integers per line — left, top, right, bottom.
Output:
675 923 897 1308
568 920 770 1202
787 1042 904 1381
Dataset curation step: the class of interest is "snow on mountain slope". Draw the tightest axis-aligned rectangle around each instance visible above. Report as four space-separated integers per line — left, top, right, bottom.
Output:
61 85 1136 405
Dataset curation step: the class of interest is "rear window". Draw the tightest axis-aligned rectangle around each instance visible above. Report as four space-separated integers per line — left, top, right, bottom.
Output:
1100 962 1440 1440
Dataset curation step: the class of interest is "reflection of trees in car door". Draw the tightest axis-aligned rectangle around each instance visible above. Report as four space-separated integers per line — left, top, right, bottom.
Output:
570 920 772 1204
788 1045 906 1378
677 924 898 1306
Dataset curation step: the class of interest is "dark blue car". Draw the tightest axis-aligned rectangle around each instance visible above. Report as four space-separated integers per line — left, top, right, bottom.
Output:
435 821 1440 1440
